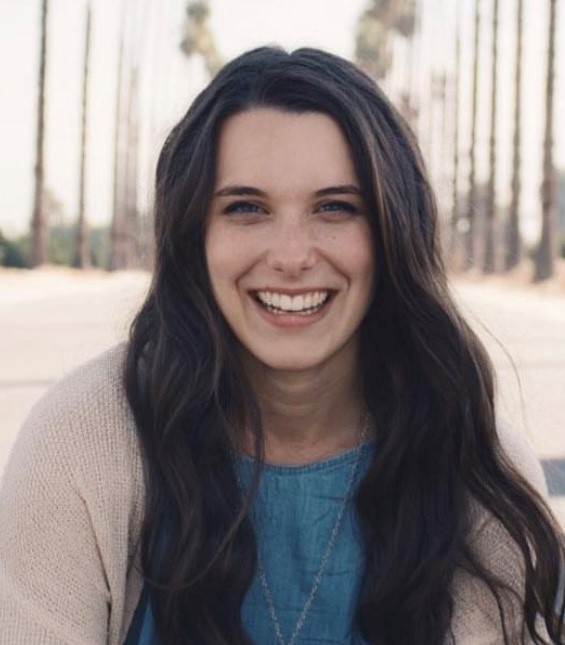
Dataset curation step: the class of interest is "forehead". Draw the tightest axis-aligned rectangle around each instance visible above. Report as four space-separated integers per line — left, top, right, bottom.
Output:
214 108 359 190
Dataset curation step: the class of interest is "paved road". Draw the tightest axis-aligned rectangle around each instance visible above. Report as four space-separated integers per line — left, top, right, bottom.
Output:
1 269 564 523
451 280 565 524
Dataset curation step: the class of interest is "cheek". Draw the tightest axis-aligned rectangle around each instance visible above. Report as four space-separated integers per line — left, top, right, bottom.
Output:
205 224 237 284
355 223 376 278
204 229 230 304
348 245 376 312
336 228 375 287
355 254 376 303
361 242 376 279
206 220 267 272
205 225 257 308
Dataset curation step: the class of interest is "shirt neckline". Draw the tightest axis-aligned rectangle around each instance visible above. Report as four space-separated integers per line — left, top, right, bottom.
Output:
235 438 376 475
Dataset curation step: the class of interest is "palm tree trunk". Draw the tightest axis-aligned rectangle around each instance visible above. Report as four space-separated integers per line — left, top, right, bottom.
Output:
464 0 480 270
409 0 422 133
534 0 558 281
506 0 523 270
449 11 461 264
124 67 139 269
109 0 127 271
144 0 169 271
402 0 420 130
74 2 92 269
31 0 49 267
483 0 499 273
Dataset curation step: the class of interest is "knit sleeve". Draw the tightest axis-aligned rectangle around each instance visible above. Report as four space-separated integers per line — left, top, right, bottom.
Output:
0 396 110 643
449 421 550 644
0 345 145 645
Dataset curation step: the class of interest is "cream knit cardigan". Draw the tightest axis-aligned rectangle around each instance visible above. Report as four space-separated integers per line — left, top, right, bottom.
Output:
0 344 549 644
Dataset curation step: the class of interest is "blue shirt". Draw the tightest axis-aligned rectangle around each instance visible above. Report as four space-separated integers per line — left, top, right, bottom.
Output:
125 441 375 644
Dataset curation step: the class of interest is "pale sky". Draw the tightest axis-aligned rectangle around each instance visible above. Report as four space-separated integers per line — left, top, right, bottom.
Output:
0 0 563 242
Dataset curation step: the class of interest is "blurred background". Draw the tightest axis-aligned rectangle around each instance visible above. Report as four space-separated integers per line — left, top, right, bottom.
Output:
0 0 564 522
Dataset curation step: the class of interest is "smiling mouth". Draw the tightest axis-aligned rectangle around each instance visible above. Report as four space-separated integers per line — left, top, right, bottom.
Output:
253 290 333 315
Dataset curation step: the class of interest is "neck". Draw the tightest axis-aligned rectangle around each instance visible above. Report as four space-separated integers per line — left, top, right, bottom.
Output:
240 350 367 465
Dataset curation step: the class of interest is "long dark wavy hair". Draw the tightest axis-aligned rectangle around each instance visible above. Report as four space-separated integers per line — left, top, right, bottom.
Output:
124 46 565 644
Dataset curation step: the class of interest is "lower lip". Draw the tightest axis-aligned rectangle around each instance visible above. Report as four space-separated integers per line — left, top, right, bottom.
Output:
251 295 333 327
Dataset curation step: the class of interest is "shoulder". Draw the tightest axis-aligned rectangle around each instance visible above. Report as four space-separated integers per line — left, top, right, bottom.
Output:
449 420 548 643
496 418 547 496
11 343 139 475
463 419 547 538
0 343 145 643
466 417 548 555
22 341 132 438
6 341 145 527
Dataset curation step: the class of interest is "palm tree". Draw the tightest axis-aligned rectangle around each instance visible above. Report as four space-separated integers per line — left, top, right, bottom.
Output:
464 0 481 270
74 1 92 269
449 9 461 264
505 0 523 270
355 0 416 82
123 67 140 268
534 0 558 281
356 9 391 80
30 0 49 267
109 0 127 271
483 0 499 273
400 0 420 127
180 1 222 76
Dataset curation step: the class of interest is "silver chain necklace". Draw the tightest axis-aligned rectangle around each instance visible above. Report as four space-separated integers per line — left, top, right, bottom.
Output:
239 413 369 645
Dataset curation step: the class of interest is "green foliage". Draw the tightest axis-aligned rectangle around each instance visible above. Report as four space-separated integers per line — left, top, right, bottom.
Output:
356 12 390 79
0 229 27 268
180 0 222 75
0 225 111 269
355 0 416 80
49 225 75 265
186 1 209 21
48 224 111 268
90 227 110 268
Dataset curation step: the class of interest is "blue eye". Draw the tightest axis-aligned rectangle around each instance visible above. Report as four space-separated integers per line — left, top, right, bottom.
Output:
223 201 264 215
318 201 359 214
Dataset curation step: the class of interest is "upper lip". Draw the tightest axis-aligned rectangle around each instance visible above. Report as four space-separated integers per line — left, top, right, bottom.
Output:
249 287 335 295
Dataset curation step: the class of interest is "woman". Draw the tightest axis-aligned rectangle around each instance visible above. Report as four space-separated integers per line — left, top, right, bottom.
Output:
1 47 564 645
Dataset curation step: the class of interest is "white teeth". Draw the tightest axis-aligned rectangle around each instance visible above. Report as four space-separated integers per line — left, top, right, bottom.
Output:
255 290 331 314
280 294 292 310
291 295 305 311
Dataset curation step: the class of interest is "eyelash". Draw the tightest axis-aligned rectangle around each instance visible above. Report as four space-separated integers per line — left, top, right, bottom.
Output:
222 200 360 216
223 201 263 215
318 201 359 214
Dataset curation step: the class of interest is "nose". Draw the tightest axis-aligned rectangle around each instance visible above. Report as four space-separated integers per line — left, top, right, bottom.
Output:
266 215 317 276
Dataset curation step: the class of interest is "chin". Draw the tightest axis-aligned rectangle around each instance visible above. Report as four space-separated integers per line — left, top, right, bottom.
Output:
253 349 330 373
263 360 320 373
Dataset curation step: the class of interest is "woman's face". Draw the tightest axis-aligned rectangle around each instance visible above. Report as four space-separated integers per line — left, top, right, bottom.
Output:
205 108 375 373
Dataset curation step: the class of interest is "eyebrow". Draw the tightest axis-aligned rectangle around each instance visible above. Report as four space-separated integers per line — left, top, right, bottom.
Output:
213 184 362 198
